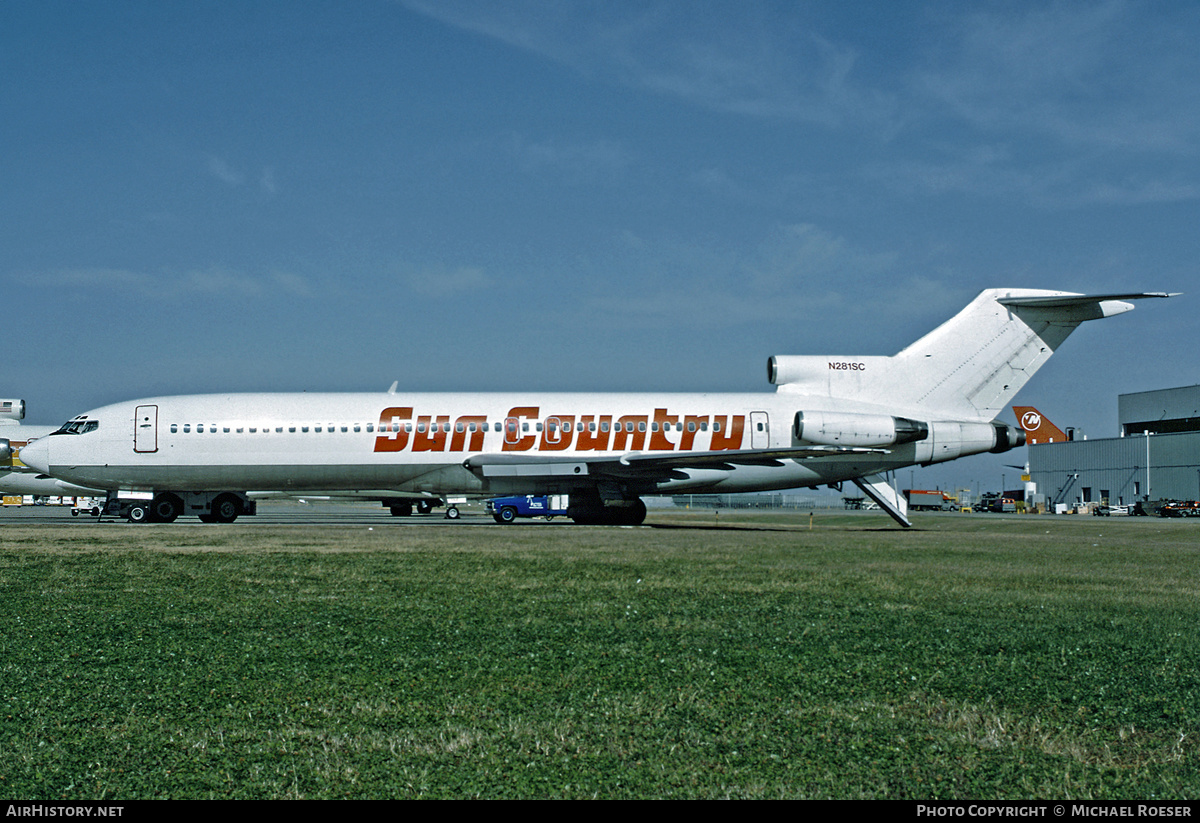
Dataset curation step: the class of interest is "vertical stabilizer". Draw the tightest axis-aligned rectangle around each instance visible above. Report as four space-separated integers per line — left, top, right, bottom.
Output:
1012 406 1068 444
772 290 1174 419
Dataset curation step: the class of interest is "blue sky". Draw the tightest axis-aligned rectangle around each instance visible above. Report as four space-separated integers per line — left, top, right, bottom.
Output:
5 0 1197 492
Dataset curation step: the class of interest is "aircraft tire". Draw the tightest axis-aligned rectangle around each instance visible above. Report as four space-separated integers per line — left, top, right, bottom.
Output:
150 494 182 524
390 503 413 517
416 500 434 515
210 494 240 524
623 498 647 525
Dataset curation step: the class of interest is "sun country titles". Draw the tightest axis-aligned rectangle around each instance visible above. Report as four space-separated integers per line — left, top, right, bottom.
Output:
373 406 746 454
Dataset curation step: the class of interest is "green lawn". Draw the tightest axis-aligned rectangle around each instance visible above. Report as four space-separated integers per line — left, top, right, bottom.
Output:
2 512 1197 798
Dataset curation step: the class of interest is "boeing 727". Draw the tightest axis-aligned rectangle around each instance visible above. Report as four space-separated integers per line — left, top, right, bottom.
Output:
19 289 1174 526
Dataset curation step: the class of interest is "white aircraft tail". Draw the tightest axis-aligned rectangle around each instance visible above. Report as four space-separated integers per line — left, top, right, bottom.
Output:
770 289 1175 419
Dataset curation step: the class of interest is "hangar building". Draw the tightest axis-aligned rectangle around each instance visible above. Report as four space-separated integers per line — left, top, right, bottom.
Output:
1029 385 1200 508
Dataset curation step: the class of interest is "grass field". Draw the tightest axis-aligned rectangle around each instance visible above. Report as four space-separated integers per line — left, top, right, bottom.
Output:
2 510 1198 798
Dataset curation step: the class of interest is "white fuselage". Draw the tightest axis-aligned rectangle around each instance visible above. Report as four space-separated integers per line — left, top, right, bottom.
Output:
21 390 998 497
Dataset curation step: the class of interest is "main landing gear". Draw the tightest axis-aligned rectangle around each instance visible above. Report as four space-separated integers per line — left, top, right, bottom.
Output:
109 491 254 523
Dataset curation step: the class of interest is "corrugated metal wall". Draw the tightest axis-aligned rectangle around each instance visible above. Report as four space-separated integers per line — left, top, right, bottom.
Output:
1030 431 1200 504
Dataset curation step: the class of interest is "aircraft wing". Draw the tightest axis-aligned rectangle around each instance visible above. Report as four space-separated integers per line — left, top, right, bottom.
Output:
464 445 887 482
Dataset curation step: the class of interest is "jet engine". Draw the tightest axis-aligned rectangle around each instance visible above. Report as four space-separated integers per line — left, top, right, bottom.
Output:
794 411 929 448
916 420 1025 465
0 400 25 422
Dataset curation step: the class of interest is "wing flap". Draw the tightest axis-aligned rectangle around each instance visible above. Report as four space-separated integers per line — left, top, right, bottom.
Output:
463 445 887 481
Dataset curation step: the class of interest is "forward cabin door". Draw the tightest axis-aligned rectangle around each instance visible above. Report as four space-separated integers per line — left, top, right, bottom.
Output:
134 405 158 453
750 411 769 449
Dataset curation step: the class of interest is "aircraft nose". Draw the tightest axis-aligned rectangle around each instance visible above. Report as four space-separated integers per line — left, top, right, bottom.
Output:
18 437 50 474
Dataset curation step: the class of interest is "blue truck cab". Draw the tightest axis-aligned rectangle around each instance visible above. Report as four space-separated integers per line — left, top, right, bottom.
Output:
486 494 570 524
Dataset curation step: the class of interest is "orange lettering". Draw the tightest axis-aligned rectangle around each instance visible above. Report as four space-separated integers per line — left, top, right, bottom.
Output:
650 408 678 451
575 415 611 451
412 415 450 452
539 415 576 451
612 415 648 451
681 415 708 451
373 407 413 452
711 415 745 451
450 415 487 452
502 406 539 452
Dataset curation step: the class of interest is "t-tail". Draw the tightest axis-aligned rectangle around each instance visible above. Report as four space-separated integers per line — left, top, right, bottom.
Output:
769 289 1176 420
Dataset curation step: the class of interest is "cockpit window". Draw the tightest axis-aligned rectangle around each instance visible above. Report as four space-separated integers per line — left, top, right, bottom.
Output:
52 419 99 435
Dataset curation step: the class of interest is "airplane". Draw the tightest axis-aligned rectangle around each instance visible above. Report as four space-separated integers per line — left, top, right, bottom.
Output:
1012 405 1069 444
19 289 1175 527
1 399 103 499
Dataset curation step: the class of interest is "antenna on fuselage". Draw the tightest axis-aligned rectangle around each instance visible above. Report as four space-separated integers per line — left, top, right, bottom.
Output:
387 381 398 395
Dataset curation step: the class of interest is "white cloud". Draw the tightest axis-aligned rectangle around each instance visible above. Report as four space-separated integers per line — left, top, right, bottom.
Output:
404 264 492 297
501 133 632 181
582 222 907 332
912 1 1200 155
29 267 314 301
402 0 897 128
206 156 244 186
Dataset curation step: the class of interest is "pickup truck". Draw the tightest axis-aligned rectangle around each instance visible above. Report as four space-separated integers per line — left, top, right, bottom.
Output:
486 495 570 524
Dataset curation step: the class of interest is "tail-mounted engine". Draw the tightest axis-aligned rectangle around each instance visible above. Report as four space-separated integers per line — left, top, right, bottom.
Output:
793 410 1024 462
794 410 929 448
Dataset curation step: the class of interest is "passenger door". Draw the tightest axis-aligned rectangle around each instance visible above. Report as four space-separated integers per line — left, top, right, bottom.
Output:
134 404 158 453
750 411 769 449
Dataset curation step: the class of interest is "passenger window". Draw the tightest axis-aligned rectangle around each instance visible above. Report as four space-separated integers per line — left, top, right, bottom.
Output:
170 424 178 433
